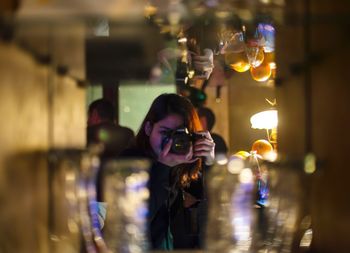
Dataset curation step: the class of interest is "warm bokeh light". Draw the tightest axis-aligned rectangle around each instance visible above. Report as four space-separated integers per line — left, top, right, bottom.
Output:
234 150 251 160
250 110 278 129
252 47 265 67
216 154 228 165
239 168 254 184
265 51 276 79
263 150 278 161
300 229 313 248
250 60 271 82
251 139 273 156
144 4 158 18
304 153 317 174
227 156 245 174
231 62 251 72
225 52 250 72
246 46 265 68
264 51 275 64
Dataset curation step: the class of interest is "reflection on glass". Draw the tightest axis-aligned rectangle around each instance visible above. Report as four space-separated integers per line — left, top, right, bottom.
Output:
101 159 150 253
231 169 254 252
300 228 313 248
245 46 264 68
205 156 310 253
259 166 301 253
79 152 105 253
205 162 238 253
48 150 83 253
225 51 251 73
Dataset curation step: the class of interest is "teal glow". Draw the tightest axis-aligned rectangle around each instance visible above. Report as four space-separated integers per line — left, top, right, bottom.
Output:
119 83 176 133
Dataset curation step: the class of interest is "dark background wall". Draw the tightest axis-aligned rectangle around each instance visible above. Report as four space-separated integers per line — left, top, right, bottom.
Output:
277 1 350 252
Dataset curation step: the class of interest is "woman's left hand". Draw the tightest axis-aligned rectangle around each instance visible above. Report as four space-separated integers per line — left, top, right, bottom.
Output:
193 131 215 166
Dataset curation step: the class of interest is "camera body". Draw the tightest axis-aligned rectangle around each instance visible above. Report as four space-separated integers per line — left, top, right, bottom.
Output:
161 128 204 155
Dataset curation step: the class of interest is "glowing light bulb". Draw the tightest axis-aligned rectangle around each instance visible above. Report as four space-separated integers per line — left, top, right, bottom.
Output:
250 110 278 129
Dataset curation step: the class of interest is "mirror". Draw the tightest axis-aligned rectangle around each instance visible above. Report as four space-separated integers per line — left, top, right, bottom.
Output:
0 1 313 253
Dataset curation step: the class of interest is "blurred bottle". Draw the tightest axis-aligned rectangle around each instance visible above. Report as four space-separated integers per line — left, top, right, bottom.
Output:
204 162 240 253
205 160 257 253
78 147 151 253
205 155 307 253
100 159 151 253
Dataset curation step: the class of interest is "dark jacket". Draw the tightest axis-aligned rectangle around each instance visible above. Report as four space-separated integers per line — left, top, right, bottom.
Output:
171 169 206 249
121 147 206 250
120 148 180 250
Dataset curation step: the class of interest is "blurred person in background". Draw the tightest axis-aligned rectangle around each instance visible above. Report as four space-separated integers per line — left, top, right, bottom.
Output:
121 93 215 250
197 106 228 158
87 98 135 204
87 98 135 159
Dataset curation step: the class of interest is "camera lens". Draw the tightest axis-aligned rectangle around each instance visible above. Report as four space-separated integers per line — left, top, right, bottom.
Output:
171 133 192 155
164 128 190 155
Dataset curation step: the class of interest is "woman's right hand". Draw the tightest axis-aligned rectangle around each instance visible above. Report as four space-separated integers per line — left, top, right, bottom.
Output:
157 139 198 167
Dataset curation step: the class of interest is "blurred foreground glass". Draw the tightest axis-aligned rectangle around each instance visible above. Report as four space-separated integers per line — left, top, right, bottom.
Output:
205 157 312 253
48 149 85 253
48 149 104 253
48 149 150 253
99 159 150 253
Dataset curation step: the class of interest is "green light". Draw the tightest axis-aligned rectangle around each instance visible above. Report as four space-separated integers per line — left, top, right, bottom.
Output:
304 153 316 174
98 129 110 142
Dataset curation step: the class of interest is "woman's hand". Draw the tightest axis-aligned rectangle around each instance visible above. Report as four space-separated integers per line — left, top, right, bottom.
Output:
193 131 215 166
192 48 214 80
158 139 199 167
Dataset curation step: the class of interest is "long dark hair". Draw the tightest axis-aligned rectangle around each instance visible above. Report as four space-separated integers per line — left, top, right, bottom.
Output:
136 93 203 188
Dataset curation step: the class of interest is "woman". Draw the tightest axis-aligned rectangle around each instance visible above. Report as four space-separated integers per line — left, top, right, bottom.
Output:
122 93 215 250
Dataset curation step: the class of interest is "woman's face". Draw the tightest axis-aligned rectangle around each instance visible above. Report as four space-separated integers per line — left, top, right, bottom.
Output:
146 114 184 157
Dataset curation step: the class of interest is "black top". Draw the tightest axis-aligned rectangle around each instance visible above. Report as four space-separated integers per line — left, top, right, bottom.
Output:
149 162 180 248
120 147 181 249
120 146 206 250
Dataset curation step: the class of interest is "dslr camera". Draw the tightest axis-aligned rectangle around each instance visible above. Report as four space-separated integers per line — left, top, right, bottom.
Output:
161 127 205 155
